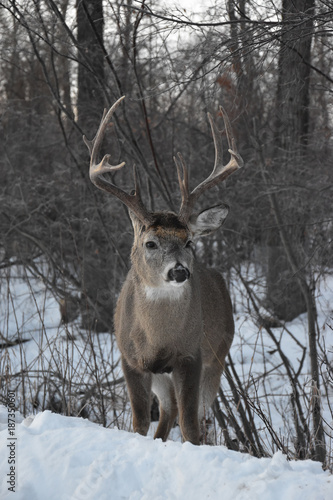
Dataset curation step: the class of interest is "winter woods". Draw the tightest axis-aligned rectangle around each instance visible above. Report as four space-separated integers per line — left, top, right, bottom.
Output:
0 0 332 468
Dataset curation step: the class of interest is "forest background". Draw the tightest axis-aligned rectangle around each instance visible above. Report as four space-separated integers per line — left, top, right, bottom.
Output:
0 0 332 468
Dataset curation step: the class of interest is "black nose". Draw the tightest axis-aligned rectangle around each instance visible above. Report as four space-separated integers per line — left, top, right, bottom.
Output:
167 263 190 283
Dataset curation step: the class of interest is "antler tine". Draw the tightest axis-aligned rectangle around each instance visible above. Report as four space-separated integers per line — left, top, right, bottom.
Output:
84 96 153 225
179 106 243 224
174 152 189 207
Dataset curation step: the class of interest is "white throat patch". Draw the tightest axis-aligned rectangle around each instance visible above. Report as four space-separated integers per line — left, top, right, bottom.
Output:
145 281 187 301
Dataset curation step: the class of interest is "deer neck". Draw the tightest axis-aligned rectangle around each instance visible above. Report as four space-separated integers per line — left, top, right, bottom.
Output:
133 269 200 335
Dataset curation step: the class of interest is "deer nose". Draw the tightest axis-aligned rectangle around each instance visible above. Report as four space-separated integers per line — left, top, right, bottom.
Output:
167 263 190 283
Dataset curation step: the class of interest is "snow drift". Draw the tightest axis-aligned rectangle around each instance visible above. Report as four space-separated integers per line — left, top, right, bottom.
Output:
0 407 331 500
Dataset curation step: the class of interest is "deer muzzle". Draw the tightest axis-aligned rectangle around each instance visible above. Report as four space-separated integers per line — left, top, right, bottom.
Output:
167 263 190 283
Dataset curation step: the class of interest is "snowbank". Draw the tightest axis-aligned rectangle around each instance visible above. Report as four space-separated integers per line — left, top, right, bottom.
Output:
0 407 331 500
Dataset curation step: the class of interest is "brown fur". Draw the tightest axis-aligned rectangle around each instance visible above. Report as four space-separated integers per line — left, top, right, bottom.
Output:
85 97 242 445
114 211 234 444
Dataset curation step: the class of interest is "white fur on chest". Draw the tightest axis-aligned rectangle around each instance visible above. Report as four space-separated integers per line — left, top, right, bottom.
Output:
144 282 187 301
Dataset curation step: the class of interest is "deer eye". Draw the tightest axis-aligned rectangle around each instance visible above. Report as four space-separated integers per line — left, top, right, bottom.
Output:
145 241 158 249
185 240 194 249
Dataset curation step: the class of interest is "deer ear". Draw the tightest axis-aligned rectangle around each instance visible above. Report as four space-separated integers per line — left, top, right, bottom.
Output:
188 204 229 237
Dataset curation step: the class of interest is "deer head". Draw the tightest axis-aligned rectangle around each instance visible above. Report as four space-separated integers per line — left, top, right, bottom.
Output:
84 96 242 287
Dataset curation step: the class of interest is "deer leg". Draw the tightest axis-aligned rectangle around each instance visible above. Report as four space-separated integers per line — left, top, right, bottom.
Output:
152 374 178 441
198 362 223 420
122 357 152 436
197 362 224 443
173 351 202 445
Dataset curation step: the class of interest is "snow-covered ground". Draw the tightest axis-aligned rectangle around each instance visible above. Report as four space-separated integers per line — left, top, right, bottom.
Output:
0 264 332 498
0 406 332 500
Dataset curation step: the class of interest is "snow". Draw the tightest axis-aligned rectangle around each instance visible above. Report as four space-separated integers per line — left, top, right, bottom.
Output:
1 264 332 498
0 407 331 500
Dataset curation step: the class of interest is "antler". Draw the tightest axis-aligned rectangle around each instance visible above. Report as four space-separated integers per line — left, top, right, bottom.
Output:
175 106 243 224
83 96 153 225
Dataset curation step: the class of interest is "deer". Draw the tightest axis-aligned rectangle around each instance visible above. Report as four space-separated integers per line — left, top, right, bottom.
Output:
84 96 243 445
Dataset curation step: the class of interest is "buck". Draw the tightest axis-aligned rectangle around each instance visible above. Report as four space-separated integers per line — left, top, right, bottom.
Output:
84 96 243 444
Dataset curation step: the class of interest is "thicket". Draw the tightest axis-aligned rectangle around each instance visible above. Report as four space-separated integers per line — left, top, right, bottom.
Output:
0 0 332 467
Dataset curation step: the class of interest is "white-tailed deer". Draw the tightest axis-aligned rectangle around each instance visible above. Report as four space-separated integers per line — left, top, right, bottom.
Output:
84 96 243 444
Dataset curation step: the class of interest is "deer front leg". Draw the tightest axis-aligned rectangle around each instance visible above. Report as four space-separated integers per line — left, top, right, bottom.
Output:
173 351 202 445
122 357 152 436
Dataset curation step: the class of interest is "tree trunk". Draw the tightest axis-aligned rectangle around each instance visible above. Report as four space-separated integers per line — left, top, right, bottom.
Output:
264 1 326 463
76 0 113 331
266 0 314 321
77 0 105 133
